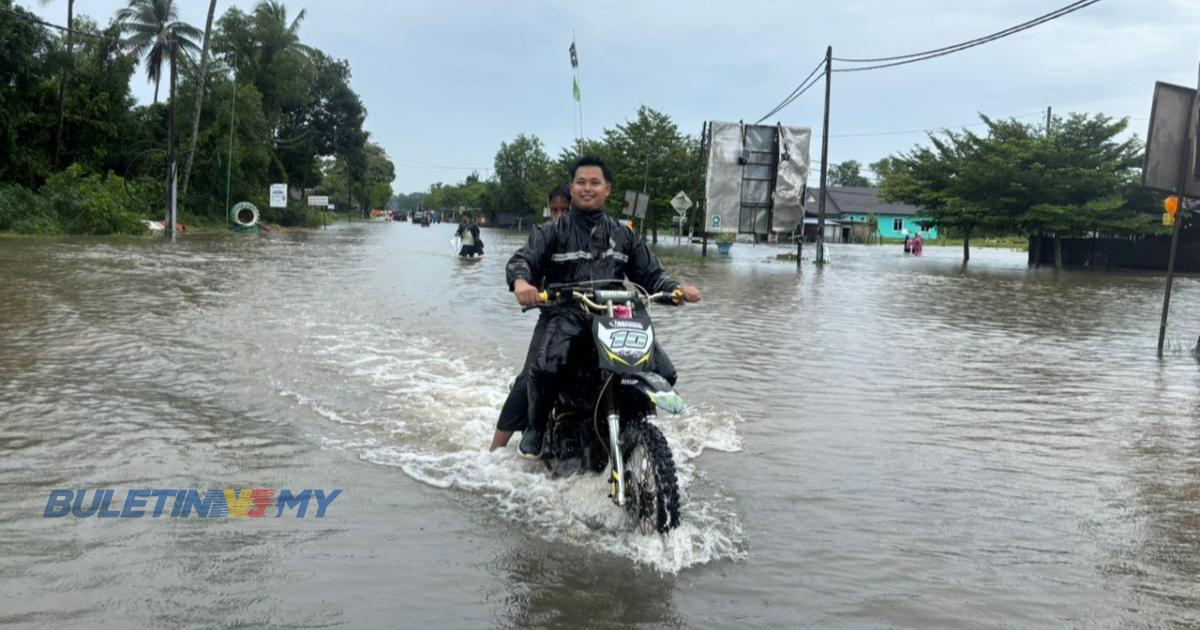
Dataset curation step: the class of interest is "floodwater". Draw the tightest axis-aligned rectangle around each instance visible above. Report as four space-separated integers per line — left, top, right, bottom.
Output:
2 223 1200 629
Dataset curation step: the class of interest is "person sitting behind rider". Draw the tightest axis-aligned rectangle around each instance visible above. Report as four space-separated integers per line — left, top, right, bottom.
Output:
506 156 701 457
490 185 572 451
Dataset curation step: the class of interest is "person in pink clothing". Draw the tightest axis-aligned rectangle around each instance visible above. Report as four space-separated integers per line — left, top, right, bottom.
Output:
912 232 924 255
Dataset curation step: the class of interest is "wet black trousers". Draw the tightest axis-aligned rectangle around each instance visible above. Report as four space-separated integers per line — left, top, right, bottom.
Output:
505 310 676 435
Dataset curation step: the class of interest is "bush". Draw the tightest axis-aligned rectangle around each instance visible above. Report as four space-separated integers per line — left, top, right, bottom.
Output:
0 185 60 235
42 166 152 235
0 167 158 236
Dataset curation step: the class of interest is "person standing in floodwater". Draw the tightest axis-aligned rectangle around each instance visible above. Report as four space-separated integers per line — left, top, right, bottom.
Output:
903 234 911 254
456 215 483 257
912 232 923 256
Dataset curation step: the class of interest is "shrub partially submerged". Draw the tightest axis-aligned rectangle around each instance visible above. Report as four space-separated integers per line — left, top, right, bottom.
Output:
0 166 158 236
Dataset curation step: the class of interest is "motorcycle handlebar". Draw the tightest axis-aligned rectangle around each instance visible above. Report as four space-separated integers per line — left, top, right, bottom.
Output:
521 286 683 312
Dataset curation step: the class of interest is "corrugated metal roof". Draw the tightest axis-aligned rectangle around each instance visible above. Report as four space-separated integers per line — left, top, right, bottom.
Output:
803 186 925 217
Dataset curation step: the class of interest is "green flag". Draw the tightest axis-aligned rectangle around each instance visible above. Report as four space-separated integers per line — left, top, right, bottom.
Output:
572 76 581 102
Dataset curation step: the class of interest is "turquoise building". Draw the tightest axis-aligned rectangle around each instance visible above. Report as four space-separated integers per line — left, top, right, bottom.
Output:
802 186 937 242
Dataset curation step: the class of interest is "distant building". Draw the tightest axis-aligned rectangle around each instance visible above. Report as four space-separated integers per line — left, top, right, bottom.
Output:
801 186 936 243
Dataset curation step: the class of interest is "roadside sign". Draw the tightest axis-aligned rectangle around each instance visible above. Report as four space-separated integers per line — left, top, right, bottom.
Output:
634 193 649 219
1143 81 1200 197
622 190 637 216
670 191 693 215
307 195 329 207
269 183 287 208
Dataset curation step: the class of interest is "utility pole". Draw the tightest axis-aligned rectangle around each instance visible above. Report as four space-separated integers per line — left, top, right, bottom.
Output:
1157 66 1199 357
223 52 237 231
1031 105 1052 267
643 158 654 244
816 46 832 265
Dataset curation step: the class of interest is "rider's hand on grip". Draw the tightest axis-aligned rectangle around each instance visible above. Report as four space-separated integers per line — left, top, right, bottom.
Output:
513 279 541 307
673 284 702 305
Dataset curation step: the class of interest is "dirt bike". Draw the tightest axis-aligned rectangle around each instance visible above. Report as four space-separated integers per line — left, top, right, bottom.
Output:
524 280 687 534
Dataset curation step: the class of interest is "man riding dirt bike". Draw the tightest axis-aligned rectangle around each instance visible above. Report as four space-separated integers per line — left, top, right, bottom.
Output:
506 155 701 532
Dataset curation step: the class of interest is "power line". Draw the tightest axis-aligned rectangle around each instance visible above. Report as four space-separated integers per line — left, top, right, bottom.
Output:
0 4 115 41
754 57 826 124
832 0 1098 64
832 0 1103 73
819 111 1044 137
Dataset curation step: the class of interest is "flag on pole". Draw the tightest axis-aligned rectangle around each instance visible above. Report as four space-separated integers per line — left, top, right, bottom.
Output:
572 77 581 102
569 41 578 68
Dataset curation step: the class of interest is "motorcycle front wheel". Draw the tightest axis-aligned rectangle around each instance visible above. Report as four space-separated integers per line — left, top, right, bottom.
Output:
622 421 681 534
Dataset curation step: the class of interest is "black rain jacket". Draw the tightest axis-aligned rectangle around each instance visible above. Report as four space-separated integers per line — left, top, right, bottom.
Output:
506 207 681 294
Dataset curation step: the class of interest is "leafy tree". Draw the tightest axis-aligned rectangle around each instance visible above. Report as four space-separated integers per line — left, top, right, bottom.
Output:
55 18 138 176
364 142 395 209
599 106 700 242
0 1 55 187
389 191 424 211
0 0 381 234
39 0 76 168
1018 114 1147 267
868 157 900 185
829 159 871 187
180 0 219 199
879 127 1002 263
879 113 1152 265
119 0 201 228
423 108 703 235
493 134 553 220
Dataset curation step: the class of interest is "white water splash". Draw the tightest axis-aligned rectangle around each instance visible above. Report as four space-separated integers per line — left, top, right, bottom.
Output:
279 322 748 573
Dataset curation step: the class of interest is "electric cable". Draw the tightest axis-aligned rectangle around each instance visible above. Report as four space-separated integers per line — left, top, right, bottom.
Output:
0 4 116 41
754 57 826 124
833 0 1102 72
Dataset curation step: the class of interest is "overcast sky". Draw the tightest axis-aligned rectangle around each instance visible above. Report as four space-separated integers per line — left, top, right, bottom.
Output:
20 0 1200 194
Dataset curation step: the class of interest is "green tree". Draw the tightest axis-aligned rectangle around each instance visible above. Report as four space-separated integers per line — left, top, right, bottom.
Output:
868 157 900 185
598 106 700 242
879 113 1151 265
363 142 395 209
0 1 55 186
389 191 424 211
39 0 76 168
829 159 871 187
179 0 218 199
119 0 201 229
1019 113 1147 267
493 134 553 221
879 128 1000 263
55 18 138 176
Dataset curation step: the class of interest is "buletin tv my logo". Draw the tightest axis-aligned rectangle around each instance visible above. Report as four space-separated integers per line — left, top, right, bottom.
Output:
43 489 341 518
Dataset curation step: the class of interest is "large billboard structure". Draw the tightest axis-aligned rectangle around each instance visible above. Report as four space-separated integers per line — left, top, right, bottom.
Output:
703 121 812 236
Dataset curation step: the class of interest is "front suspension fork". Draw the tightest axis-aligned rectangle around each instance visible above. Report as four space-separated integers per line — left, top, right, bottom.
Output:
604 384 625 506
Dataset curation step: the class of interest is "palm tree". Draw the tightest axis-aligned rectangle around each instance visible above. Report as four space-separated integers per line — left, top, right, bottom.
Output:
252 0 314 140
255 0 314 61
117 0 200 235
179 0 218 202
40 0 76 168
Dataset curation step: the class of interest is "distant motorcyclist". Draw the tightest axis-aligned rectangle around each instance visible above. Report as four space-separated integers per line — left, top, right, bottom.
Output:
506 156 701 457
